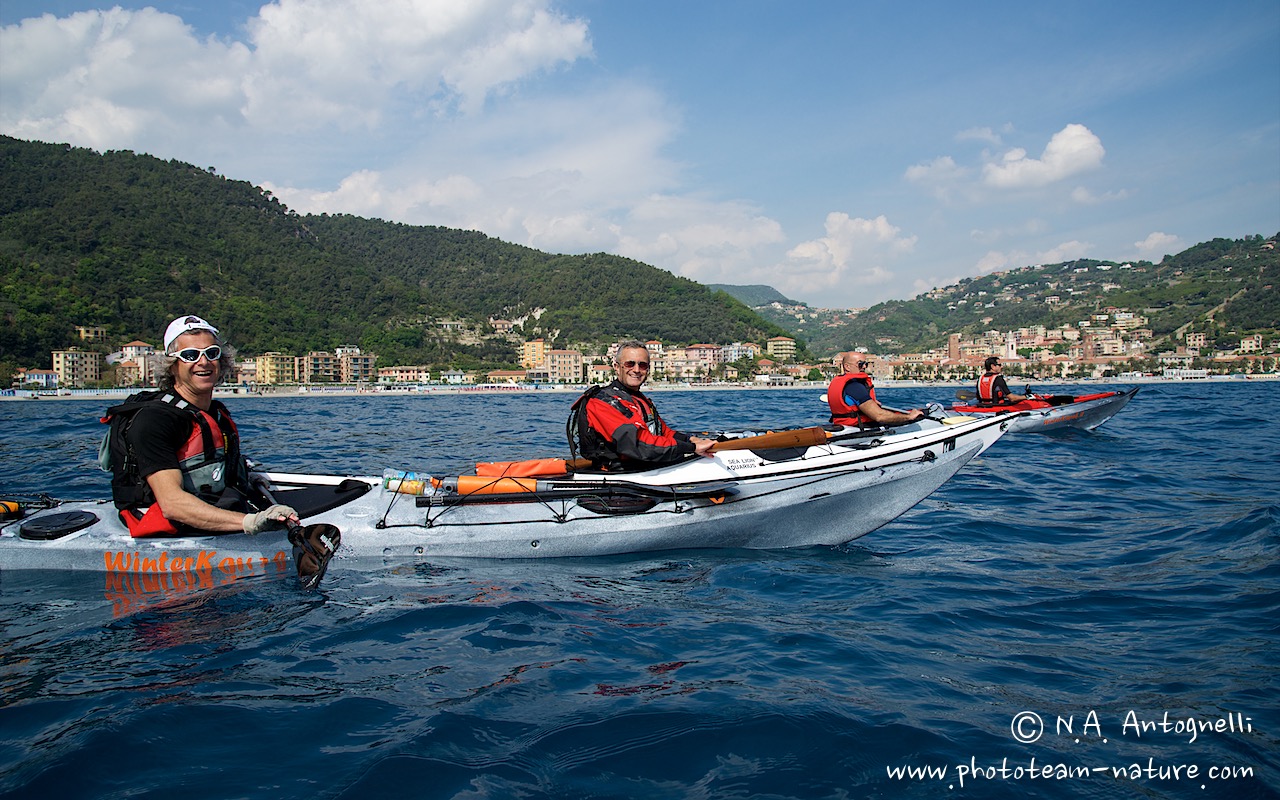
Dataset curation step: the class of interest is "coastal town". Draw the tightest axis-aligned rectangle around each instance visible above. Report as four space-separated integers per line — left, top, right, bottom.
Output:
9 301 1277 397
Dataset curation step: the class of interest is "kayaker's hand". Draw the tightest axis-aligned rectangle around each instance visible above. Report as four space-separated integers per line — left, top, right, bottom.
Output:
243 504 299 534
691 437 717 458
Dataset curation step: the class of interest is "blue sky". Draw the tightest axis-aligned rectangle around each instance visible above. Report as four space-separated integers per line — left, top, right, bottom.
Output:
3 1 1277 309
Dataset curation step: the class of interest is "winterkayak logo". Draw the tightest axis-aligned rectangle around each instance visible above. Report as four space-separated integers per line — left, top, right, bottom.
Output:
103 548 288 575
103 548 290 617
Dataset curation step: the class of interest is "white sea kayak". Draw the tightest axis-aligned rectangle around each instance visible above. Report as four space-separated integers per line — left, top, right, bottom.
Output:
0 415 1010 576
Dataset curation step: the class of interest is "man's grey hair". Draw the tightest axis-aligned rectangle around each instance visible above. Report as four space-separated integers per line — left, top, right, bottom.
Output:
613 340 650 364
148 342 237 390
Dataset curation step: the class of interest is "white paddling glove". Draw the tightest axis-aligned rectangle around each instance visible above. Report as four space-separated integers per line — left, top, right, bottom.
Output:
243 504 297 534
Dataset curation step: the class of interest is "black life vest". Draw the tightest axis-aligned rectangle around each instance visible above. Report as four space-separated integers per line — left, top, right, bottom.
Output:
827 372 877 426
100 390 248 514
568 384 619 468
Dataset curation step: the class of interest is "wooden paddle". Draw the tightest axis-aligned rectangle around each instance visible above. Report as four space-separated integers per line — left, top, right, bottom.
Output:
710 426 831 452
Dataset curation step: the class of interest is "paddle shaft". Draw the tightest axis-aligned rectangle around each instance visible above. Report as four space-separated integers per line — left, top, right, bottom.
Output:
253 477 303 537
254 476 339 590
710 426 830 452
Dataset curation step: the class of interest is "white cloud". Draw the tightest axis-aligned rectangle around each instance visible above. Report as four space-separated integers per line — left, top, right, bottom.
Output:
241 0 591 126
268 80 787 278
270 81 689 236
1036 239 1092 264
268 169 487 224
969 218 1049 244
971 240 1093 278
616 196 786 284
778 213 917 298
975 250 1016 275
0 8 250 148
982 124 1105 189
904 155 967 184
1134 231 1182 259
1071 185 1128 204
0 2 592 145
904 155 973 203
956 126 1004 146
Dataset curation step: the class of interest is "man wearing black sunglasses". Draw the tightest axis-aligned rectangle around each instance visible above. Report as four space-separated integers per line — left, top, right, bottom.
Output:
103 315 296 537
568 340 715 470
827 352 928 427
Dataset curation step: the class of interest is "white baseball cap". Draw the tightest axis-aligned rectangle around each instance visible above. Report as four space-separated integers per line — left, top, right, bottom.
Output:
163 315 220 352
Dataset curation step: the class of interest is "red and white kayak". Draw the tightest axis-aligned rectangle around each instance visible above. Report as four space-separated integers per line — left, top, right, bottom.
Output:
952 387 1138 433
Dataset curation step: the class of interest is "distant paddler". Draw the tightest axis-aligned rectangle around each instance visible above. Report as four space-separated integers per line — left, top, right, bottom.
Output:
976 356 1027 405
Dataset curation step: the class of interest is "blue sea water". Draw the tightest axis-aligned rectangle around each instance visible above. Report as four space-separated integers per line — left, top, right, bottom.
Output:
1 382 1277 799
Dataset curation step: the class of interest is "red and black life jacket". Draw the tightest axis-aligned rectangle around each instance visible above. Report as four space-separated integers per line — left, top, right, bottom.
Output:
827 372 877 426
100 391 248 537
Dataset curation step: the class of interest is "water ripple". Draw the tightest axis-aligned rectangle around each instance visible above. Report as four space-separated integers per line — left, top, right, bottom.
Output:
3 382 1279 798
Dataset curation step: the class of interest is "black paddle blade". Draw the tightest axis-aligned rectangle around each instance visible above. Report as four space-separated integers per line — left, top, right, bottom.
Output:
955 389 976 401
289 523 341 590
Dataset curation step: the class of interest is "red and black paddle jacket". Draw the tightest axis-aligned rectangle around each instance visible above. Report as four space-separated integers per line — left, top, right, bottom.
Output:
101 391 252 537
568 381 696 470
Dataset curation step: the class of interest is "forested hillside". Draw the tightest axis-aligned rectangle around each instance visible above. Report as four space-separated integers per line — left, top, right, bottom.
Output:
706 284 799 307
0 136 796 372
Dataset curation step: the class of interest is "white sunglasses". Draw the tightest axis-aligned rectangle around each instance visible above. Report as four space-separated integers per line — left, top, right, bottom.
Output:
169 345 222 363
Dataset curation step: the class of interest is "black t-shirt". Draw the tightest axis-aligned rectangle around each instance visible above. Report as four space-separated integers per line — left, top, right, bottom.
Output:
125 403 199 480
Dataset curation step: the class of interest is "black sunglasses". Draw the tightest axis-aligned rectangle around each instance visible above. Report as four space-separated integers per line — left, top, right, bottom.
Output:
621 360 650 370
170 345 222 363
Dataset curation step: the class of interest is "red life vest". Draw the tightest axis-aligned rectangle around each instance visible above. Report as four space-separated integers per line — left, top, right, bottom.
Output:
827 372 877 426
977 373 1004 405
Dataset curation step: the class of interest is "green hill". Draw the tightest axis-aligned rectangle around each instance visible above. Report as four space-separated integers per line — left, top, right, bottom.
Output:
739 239 1279 356
706 284 801 307
817 239 1278 355
0 136 800 373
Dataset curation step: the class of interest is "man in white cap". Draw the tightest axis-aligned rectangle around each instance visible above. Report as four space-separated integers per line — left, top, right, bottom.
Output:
103 315 297 537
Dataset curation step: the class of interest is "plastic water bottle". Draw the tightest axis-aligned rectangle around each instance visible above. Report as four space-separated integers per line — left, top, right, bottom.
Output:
382 469 430 496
